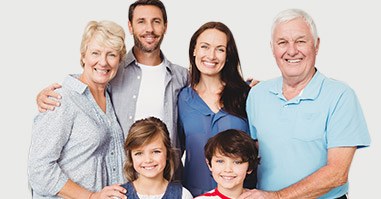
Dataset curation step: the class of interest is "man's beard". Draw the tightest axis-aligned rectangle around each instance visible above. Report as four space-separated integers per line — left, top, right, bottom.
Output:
133 33 164 53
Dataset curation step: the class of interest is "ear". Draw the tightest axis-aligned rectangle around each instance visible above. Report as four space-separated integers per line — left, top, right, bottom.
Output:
164 22 168 34
206 159 212 171
270 41 275 57
315 37 320 55
247 169 253 175
81 55 86 67
128 21 133 35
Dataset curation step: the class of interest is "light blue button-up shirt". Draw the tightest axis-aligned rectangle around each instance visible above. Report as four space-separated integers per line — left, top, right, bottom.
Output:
28 75 125 198
246 70 371 199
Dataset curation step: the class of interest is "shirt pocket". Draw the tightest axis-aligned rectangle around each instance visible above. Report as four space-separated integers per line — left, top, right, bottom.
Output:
292 112 325 142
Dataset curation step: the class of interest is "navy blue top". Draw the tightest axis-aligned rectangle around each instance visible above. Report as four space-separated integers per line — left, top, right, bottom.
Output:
121 182 183 198
178 87 250 197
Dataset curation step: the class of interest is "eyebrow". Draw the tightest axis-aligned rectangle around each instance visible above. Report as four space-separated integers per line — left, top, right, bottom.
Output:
277 35 307 41
199 42 226 48
135 17 162 21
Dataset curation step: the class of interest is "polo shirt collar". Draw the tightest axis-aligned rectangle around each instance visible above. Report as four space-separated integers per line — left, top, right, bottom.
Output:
269 69 325 102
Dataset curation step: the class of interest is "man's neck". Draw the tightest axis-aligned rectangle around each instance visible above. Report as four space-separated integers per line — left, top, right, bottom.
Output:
133 46 162 66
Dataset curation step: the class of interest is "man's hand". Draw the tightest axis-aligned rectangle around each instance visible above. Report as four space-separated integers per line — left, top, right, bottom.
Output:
36 83 62 112
246 78 260 87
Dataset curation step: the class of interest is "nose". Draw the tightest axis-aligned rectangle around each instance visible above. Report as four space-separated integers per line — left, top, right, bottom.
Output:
145 22 154 33
223 161 233 172
98 54 107 66
207 48 216 60
143 153 153 163
287 43 298 56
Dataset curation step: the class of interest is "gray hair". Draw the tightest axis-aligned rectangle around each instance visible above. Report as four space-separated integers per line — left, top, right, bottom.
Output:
271 9 318 47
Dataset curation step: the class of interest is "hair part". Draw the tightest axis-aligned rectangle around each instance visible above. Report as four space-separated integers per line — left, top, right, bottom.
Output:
79 20 126 67
123 117 175 182
204 129 258 172
271 8 319 47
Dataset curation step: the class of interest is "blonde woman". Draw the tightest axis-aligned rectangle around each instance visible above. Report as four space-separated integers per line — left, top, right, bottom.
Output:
28 21 127 199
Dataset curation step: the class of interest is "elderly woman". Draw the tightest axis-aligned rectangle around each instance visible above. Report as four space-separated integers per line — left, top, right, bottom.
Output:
28 20 127 199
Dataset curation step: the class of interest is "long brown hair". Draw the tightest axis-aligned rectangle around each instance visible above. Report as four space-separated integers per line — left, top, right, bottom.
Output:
189 21 250 118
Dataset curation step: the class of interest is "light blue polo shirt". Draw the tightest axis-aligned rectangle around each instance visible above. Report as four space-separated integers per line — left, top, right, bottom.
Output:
246 70 370 199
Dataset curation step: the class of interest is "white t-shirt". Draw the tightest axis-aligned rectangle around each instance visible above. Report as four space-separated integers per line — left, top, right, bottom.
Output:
134 62 166 121
137 187 193 199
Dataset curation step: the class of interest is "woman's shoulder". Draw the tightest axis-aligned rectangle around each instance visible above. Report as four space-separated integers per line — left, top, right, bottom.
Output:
178 86 194 99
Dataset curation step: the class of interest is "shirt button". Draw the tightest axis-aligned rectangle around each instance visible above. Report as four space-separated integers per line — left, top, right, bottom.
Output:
137 76 141 79
111 151 114 155
129 116 133 119
133 95 136 99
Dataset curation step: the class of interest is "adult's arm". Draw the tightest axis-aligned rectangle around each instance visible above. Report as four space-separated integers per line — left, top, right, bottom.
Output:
239 146 356 199
36 83 62 112
58 180 126 199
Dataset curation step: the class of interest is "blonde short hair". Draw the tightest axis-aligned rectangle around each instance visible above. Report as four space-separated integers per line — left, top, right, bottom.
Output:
80 20 126 67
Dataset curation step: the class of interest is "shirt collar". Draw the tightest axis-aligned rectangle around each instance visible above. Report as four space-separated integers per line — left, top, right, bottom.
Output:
269 69 325 102
185 87 228 117
63 74 87 94
63 74 111 95
124 47 173 74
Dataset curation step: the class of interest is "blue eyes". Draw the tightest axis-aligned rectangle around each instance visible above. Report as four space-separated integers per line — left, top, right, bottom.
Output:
215 159 243 164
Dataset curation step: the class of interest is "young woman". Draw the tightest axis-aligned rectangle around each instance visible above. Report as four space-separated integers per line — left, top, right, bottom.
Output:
178 21 255 197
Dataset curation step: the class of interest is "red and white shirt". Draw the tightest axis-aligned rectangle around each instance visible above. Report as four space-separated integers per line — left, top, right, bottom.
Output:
194 188 231 199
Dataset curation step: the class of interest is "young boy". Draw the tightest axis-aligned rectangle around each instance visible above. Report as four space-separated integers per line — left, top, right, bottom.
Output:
195 129 259 199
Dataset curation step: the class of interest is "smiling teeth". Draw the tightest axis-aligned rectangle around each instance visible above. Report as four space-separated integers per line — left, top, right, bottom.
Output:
95 69 108 74
143 166 155 170
222 176 235 180
287 59 301 63
204 62 215 66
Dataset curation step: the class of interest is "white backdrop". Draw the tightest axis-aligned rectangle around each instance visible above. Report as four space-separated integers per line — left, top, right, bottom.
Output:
1 0 379 198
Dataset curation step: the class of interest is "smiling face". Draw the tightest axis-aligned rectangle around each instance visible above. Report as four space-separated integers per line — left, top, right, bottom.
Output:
193 28 227 78
129 5 166 53
208 151 251 195
131 135 167 181
81 38 120 87
271 17 319 83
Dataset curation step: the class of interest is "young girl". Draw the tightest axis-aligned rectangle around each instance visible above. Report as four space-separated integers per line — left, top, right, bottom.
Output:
121 117 193 199
195 129 259 199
